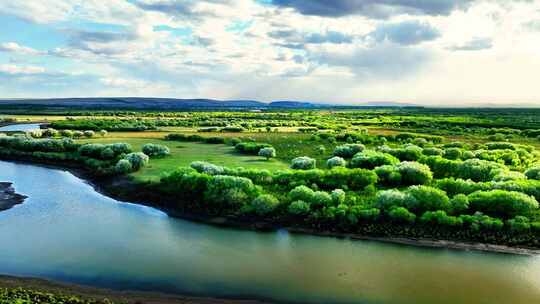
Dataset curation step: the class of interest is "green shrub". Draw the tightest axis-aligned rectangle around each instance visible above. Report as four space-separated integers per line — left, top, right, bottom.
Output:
388 207 416 224
83 130 95 138
250 194 279 216
333 144 365 158
420 210 462 227
204 175 260 210
258 147 276 160
468 190 538 218
290 156 316 170
396 161 433 185
124 152 149 170
375 190 410 210
350 150 399 169
115 159 133 174
506 216 531 232
422 147 443 156
405 185 451 213
374 165 402 186
142 143 170 157
191 161 224 175
326 156 346 168
449 194 469 214
525 166 540 180
288 200 311 216
235 142 272 155
444 148 463 160
289 185 315 202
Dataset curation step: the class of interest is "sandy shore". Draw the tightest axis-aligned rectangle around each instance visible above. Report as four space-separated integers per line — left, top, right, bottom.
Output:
0 182 27 211
0 275 271 304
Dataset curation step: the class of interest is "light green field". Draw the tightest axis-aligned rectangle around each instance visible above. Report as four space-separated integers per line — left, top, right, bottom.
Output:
82 136 289 181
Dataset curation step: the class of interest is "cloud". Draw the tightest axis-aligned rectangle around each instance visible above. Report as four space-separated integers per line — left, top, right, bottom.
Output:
447 37 493 51
368 20 440 45
310 43 432 79
270 0 473 19
131 0 231 19
0 64 46 75
0 42 44 55
269 29 354 49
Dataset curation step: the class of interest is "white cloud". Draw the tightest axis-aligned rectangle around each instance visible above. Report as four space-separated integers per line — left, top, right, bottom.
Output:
0 42 44 55
0 64 46 75
0 0 539 105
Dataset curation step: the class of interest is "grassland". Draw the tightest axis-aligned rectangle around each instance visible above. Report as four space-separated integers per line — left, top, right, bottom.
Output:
82 135 290 181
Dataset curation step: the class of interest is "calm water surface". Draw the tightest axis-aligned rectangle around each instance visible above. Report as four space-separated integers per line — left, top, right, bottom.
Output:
0 123 41 132
0 124 539 304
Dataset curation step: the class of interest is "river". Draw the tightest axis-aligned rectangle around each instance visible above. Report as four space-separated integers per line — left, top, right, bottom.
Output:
0 124 539 304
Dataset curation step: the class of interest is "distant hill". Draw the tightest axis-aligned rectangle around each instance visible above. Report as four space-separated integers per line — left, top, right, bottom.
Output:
0 98 265 109
0 97 419 110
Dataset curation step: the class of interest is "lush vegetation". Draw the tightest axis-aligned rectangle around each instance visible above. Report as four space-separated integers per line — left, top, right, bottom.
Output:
0 288 113 304
3 108 540 248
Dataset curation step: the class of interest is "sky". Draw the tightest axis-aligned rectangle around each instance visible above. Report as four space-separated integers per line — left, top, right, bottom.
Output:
0 0 539 106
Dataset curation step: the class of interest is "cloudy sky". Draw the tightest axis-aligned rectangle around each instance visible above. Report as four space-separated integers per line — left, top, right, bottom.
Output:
0 0 539 106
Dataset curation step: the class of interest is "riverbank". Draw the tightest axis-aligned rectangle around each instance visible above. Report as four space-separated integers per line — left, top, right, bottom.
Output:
2 157 540 256
0 182 26 211
0 275 271 304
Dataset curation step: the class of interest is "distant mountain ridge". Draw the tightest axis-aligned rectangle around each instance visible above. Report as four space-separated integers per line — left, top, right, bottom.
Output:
0 97 419 109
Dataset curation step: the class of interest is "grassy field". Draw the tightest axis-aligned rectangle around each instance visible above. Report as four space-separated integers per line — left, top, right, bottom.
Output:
83 135 289 181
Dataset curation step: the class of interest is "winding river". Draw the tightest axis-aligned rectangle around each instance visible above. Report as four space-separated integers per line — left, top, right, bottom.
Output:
1 124 540 304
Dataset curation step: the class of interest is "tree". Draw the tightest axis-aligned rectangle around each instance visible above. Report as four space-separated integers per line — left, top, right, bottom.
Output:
258 147 276 160
290 156 316 170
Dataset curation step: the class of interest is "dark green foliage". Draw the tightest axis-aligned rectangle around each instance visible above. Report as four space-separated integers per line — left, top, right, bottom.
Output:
333 144 365 158
525 166 540 180
124 152 149 170
250 194 280 215
288 200 311 216
388 207 416 223
235 142 273 155
506 216 531 233
115 159 133 174
421 210 463 227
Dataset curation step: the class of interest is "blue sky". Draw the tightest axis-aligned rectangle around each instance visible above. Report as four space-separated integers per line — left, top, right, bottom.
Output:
0 0 539 105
